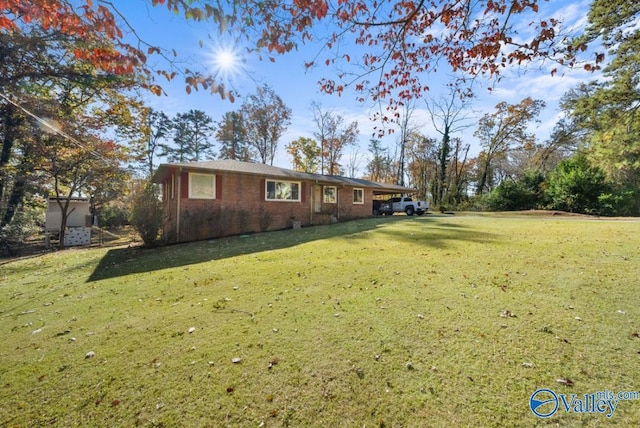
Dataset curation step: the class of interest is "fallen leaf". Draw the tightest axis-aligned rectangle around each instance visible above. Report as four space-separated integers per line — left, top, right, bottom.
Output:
85 351 95 359
557 378 574 386
226 386 234 393
231 357 242 364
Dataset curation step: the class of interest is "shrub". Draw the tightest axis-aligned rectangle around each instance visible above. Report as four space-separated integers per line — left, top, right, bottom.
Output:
486 171 547 211
598 187 639 216
0 197 46 256
98 200 130 229
546 153 609 214
129 183 162 246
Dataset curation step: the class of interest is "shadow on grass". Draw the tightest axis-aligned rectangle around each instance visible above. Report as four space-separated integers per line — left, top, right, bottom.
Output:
374 217 497 249
87 215 495 282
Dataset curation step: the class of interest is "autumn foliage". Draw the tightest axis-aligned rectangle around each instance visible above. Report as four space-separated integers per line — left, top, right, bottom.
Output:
1 0 602 105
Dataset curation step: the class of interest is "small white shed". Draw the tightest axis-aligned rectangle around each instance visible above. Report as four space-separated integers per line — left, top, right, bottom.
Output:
45 197 92 246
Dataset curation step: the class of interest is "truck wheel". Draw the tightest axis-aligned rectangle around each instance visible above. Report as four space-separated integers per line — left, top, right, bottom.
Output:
405 206 415 216
416 210 424 216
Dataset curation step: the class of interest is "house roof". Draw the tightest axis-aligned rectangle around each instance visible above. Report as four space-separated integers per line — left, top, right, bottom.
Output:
151 159 416 195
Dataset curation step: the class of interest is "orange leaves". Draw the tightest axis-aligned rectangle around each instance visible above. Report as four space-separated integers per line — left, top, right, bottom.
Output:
0 15 16 31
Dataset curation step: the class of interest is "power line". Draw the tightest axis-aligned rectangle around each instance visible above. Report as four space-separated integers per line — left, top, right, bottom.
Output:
0 91 118 165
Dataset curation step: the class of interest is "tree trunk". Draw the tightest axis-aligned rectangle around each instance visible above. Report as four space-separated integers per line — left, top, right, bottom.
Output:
0 104 21 208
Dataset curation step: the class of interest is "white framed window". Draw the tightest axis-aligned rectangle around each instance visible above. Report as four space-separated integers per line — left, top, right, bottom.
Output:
323 186 337 203
266 180 300 201
189 173 216 199
353 188 364 204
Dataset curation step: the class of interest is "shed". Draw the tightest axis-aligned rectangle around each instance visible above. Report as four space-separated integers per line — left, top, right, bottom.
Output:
45 197 92 246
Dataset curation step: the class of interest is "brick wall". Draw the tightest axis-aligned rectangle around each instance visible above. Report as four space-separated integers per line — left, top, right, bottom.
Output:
163 169 376 243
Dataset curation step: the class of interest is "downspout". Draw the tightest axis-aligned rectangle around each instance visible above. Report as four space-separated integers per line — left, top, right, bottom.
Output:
176 167 182 242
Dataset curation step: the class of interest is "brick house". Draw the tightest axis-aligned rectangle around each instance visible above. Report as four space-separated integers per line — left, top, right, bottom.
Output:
151 160 416 244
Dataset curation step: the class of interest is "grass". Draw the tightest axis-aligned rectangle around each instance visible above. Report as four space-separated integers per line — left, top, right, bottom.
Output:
1 214 639 427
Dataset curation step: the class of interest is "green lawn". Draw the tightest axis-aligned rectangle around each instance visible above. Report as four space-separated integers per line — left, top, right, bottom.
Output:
1 214 639 427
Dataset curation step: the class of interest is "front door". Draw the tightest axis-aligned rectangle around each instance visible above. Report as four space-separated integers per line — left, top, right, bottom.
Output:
314 185 322 213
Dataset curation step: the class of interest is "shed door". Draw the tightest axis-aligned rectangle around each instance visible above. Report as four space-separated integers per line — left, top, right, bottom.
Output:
314 185 322 213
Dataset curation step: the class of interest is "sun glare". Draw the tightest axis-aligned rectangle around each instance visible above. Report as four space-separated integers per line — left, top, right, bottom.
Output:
209 44 244 84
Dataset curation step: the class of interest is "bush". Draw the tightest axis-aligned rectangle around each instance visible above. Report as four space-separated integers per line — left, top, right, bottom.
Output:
598 187 639 216
546 153 609 214
0 198 46 256
129 183 162 246
98 200 130 229
486 171 547 211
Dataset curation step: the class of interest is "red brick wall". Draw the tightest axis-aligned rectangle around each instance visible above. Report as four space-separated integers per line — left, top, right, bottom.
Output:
175 172 314 242
164 169 376 243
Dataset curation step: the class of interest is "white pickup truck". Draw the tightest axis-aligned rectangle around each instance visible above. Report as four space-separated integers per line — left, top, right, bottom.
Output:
378 196 429 216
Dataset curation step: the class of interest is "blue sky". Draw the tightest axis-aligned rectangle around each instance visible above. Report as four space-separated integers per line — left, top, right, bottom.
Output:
118 0 597 175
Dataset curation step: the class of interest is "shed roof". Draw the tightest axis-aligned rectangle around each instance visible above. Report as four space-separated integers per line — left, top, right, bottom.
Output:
152 160 415 195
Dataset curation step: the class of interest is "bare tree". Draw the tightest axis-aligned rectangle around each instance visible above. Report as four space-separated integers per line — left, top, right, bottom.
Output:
311 102 359 175
395 100 420 186
425 89 473 206
345 151 364 178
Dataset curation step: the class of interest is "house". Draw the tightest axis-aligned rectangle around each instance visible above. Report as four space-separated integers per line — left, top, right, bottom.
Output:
45 197 92 246
151 160 416 244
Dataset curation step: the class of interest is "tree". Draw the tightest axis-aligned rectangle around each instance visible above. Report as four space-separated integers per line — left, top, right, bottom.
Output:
162 110 216 162
143 109 172 177
312 103 359 175
153 0 597 115
2 1 604 123
0 1 238 99
406 133 437 200
474 97 545 194
365 139 395 183
286 137 321 173
446 137 472 206
0 23 143 232
426 89 472 206
345 151 364 179
216 111 251 161
241 85 291 165
565 1 640 187
130 182 163 246
41 130 127 249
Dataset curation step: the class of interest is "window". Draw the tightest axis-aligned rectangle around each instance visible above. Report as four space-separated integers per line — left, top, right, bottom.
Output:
353 188 364 204
170 174 175 200
189 173 216 199
323 186 337 203
266 180 300 201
